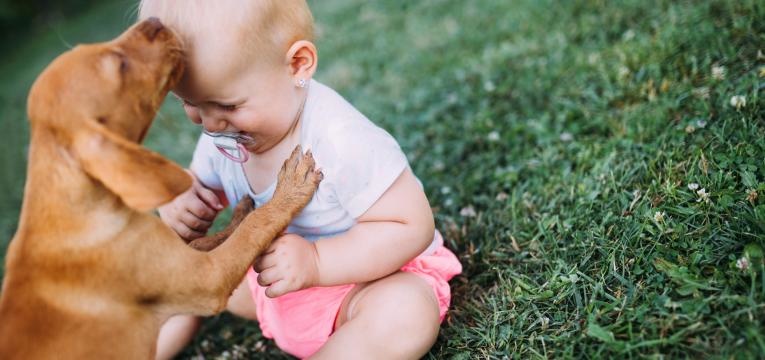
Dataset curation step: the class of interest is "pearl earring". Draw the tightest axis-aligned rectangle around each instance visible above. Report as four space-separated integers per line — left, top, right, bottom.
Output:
296 78 307 88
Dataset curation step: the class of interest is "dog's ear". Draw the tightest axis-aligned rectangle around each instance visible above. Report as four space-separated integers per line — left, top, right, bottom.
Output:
72 120 192 211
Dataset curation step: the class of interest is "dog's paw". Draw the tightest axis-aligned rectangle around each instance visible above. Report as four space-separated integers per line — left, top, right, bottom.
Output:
273 146 323 211
229 196 255 225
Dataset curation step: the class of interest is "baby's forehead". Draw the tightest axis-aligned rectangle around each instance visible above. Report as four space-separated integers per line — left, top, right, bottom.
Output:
176 56 241 97
174 45 269 102
174 23 274 79
187 32 242 70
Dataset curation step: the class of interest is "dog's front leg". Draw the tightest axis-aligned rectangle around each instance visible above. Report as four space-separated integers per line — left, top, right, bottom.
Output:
187 196 255 251
162 147 321 314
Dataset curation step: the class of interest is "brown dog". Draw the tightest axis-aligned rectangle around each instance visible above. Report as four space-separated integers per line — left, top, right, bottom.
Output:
0 18 321 359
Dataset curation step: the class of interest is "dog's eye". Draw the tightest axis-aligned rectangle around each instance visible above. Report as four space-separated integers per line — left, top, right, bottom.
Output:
115 53 129 73
107 51 129 74
99 51 129 80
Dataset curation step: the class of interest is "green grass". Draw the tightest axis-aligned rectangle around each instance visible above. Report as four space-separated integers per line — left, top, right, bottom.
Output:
1 0 764 358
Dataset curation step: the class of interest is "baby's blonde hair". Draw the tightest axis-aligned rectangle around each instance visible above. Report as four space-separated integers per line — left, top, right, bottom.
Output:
138 0 314 68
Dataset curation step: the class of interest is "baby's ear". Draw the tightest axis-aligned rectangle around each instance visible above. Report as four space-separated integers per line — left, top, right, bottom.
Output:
287 40 318 80
71 120 192 211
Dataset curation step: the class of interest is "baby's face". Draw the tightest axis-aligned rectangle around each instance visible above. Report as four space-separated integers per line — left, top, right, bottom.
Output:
172 44 305 153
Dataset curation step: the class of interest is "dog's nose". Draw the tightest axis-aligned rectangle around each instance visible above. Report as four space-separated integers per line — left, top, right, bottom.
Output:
139 17 165 42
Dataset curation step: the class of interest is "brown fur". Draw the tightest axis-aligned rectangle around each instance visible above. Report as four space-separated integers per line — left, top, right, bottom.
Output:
0 18 321 359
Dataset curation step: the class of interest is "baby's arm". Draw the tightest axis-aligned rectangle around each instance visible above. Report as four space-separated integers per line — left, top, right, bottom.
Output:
255 168 433 297
313 167 435 285
158 170 227 241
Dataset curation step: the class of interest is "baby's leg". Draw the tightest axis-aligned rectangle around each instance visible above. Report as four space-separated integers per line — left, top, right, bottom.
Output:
155 315 201 360
226 276 259 320
155 278 256 360
311 272 440 359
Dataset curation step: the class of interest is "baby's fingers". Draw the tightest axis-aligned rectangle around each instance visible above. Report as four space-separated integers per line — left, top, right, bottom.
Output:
265 280 293 298
194 184 224 211
173 222 205 242
257 268 281 287
253 253 277 273
187 199 217 221
179 210 212 231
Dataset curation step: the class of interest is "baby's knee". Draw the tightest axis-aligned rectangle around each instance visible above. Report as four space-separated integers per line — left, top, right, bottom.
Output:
366 274 441 354
156 315 202 360
394 278 439 331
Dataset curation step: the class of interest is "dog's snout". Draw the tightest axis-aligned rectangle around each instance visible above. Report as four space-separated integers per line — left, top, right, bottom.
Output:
139 17 165 42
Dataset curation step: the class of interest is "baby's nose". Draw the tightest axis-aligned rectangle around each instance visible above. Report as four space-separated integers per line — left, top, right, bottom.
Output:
200 114 230 133
203 121 228 133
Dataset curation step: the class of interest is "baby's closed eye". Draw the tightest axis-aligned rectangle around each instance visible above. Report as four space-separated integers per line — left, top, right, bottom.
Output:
216 103 238 112
173 95 238 112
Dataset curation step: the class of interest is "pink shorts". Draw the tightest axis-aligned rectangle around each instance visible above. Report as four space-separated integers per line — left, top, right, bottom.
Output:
245 232 462 358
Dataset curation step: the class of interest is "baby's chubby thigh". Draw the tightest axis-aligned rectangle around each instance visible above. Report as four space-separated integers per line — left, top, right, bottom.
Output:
226 277 258 320
320 271 441 359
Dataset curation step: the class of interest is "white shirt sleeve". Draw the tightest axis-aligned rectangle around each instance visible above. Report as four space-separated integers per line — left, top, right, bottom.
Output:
189 134 223 190
320 121 408 218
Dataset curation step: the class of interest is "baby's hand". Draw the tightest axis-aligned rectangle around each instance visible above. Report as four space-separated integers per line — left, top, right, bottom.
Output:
158 171 225 241
253 233 320 298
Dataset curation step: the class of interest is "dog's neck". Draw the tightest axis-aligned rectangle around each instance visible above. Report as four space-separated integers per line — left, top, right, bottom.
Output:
19 126 130 245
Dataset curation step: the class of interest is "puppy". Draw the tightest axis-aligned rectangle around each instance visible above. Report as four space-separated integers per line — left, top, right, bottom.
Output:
0 18 321 359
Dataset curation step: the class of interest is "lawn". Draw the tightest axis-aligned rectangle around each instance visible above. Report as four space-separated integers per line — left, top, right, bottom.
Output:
1 0 764 358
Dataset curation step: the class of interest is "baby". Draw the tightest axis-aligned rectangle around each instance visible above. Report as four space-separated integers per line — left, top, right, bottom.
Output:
139 1 462 358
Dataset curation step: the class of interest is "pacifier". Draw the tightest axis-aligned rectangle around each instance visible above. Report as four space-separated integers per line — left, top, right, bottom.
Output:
204 131 253 163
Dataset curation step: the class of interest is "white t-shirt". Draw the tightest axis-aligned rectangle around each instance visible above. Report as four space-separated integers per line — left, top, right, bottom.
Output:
190 80 439 252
